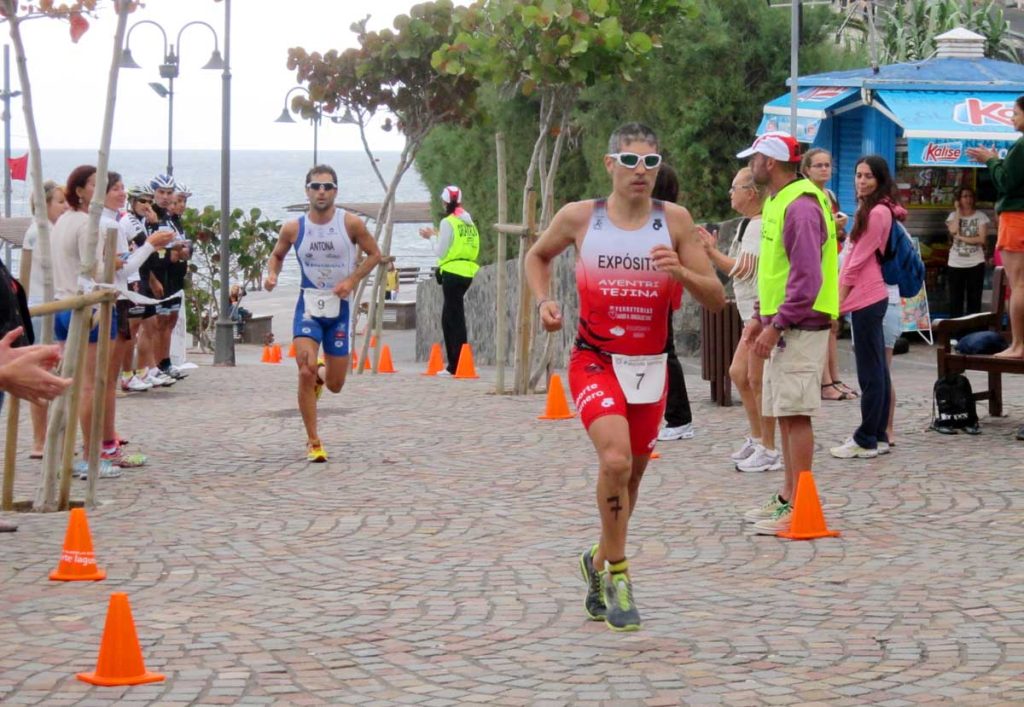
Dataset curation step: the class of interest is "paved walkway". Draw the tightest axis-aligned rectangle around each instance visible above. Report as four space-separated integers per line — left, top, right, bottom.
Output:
1 331 1023 705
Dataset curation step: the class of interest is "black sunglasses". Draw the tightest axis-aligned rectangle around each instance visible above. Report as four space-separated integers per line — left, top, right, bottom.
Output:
307 182 338 192
134 198 153 205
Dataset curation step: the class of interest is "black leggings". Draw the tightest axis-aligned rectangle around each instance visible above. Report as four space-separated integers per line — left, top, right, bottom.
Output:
947 263 985 318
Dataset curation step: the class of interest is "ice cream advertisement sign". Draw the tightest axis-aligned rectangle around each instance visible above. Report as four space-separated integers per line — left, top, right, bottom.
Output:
953 98 1014 129
912 138 1009 166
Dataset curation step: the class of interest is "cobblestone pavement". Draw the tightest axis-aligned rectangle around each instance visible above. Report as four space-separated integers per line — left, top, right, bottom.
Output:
1 336 1023 705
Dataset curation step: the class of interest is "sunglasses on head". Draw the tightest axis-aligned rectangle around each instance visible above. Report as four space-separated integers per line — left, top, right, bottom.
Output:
608 152 662 170
307 181 337 192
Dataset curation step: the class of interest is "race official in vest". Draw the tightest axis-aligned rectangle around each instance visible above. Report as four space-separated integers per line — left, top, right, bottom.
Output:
419 185 481 376
736 132 839 536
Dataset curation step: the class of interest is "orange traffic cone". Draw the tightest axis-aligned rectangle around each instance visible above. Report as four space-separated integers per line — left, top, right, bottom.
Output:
271 343 283 363
351 351 358 371
537 374 575 420
650 449 661 459
76 593 165 686
778 470 840 540
422 343 444 376
287 341 296 358
453 344 479 379
361 352 373 371
377 345 397 374
370 334 377 348
50 508 106 581
261 345 273 363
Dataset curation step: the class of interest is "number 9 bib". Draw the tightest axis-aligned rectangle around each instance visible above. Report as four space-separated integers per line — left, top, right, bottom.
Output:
611 353 667 405
303 289 342 319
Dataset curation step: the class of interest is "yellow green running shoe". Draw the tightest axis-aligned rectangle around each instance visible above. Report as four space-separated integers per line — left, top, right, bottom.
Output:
306 440 328 463
578 544 605 621
601 562 641 632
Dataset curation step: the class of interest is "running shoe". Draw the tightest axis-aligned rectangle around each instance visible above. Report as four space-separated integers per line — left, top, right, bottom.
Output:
657 423 695 441
115 452 147 468
753 502 793 535
307 441 328 463
72 460 122 480
730 436 757 462
829 437 878 459
744 493 786 522
123 375 152 392
100 446 122 463
877 442 891 455
578 544 605 621
736 445 782 472
168 365 189 379
144 370 175 387
601 564 641 632
315 358 325 401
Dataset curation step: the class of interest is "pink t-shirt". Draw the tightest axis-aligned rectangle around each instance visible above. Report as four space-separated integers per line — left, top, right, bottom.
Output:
840 203 890 314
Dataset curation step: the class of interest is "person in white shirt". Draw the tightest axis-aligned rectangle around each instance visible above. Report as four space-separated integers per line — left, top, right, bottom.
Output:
945 186 990 318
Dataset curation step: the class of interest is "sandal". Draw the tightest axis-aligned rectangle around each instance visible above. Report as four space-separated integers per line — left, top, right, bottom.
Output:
821 382 855 401
833 380 859 398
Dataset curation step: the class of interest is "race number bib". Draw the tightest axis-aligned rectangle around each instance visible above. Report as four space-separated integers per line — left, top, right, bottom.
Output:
611 353 667 405
302 289 341 319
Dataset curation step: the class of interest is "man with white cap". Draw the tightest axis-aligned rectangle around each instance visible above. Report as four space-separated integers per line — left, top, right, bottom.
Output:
419 185 480 376
735 132 839 535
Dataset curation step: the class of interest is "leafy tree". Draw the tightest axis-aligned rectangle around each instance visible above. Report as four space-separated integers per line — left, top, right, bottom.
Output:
287 0 479 369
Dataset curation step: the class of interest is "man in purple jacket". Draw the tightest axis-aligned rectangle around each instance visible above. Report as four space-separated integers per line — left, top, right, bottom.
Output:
734 132 839 535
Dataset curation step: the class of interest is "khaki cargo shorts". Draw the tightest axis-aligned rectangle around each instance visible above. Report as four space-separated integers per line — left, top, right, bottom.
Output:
762 328 829 418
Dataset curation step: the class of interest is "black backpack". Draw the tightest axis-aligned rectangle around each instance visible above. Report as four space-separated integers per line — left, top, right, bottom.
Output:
931 373 979 432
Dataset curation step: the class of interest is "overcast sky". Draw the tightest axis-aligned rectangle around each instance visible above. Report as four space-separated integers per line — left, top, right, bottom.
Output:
3 0 469 152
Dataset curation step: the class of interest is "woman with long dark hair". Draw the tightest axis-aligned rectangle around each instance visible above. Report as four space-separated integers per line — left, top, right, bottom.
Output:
830 155 899 459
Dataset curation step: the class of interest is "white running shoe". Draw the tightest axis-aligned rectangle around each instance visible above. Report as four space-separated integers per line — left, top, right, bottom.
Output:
877 442 891 455
144 370 175 387
658 423 695 441
125 375 152 392
736 445 782 472
730 436 757 462
830 437 878 459
168 365 189 379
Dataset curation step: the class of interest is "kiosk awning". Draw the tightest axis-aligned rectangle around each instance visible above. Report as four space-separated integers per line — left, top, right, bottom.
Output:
756 87 859 142
875 89 1021 166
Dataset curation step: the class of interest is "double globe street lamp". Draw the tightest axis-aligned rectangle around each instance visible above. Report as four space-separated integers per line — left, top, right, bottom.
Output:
120 20 224 176
275 86 357 165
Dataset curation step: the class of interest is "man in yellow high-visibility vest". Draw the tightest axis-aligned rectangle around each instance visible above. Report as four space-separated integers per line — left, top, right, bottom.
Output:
419 185 480 375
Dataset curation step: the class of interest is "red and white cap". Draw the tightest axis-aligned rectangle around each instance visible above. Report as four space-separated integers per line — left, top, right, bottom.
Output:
736 132 801 163
440 185 462 205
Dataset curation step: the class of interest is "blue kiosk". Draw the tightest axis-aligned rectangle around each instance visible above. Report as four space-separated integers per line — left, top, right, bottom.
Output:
755 28 1024 317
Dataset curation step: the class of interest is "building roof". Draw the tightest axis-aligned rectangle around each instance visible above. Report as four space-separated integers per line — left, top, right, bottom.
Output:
789 57 1024 93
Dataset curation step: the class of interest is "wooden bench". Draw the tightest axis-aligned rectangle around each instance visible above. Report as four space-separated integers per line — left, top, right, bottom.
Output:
934 266 1021 417
701 300 743 406
358 300 417 330
240 314 273 345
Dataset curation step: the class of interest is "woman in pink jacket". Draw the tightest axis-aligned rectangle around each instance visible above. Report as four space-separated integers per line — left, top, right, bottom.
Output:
831 155 900 459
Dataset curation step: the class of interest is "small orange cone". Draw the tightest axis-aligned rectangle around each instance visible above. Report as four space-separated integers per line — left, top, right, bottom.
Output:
537 374 575 420
76 593 165 686
361 352 373 371
778 470 840 540
422 343 444 376
650 449 661 459
261 345 273 363
351 351 358 370
377 345 397 374
453 343 479 379
370 334 377 348
287 341 296 358
271 343 283 363
50 508 106 581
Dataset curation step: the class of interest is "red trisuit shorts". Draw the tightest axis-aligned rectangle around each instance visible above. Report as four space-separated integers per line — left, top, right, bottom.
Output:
568 347 667 456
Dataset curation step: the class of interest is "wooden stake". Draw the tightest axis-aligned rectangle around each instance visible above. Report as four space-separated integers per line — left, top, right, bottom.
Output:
495 132 508 395
57 308 89 512
513 190 538 395
85 228 117 508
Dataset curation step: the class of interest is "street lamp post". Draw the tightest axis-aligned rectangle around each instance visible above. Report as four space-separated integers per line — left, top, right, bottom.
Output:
214 0 234 366
120 19 224 176
275 87 357 165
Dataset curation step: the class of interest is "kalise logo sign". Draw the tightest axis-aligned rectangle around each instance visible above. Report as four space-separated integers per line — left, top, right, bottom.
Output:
922 141 963 163
953 98 1014 128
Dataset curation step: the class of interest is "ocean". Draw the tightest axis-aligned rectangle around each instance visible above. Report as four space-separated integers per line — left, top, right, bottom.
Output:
3 149 435 286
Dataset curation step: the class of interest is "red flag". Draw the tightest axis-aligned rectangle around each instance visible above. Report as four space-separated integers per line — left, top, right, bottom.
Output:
69 13 89 43
8 154 27 181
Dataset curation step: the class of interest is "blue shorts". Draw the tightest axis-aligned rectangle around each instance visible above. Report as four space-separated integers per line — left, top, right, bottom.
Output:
292 296 351 357
54 307 118 343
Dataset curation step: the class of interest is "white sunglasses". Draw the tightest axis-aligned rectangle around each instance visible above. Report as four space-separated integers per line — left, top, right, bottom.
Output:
608 152 662 169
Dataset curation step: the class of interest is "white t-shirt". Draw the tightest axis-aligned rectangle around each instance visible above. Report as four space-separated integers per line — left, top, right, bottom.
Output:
945 211 989 268
22 221 45 305
727 216 761 321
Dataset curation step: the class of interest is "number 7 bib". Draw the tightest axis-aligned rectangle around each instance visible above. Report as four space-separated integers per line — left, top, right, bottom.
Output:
611 353 667 404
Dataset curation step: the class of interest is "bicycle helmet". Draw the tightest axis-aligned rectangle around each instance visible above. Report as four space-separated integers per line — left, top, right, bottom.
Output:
127 184 154 200
150 173 175 190
174 182 192 198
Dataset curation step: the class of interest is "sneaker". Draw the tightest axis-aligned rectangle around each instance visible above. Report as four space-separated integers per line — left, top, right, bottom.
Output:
307 441 328 463
753 502 793 535
435 370 453 378
657 423 695 441
72 460 122 479
578 545 605 621
168 365 189 379
125 375 153 392
736 445 782 472
744 493 786 522
100 446 122 463
114 452 147 468
877 442 891 455
144 371 174 387
730 436 757 462
830 437 878 459
601 564 641 632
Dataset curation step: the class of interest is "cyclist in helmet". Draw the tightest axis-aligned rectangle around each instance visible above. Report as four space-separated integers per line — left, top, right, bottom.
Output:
148 173 189 380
